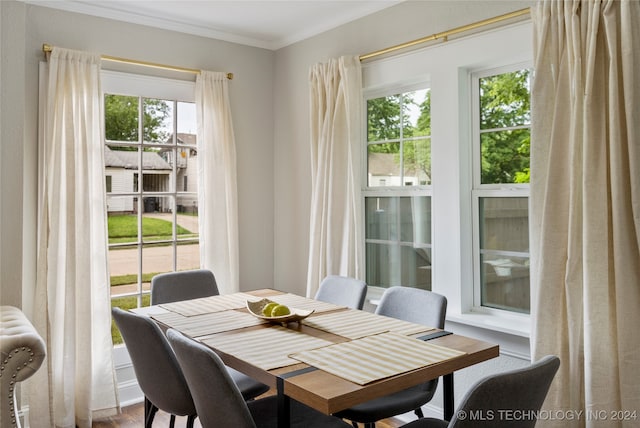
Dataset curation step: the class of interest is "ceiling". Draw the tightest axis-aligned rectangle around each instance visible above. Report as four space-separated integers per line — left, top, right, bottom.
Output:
25 0 402 50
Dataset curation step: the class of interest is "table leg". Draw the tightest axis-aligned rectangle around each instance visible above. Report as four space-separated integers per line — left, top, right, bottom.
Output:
277 377 291 428
443 373 454 420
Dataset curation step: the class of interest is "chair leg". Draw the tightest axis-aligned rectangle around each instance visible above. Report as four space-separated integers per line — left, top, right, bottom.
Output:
365 423 375 428
415 407 425 418
144 397 158 428
169 414 176 428
186 415 196 428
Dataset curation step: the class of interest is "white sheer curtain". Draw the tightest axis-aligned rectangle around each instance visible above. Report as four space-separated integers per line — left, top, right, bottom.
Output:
31 48 119 428
195 71 239 294
306 56 363 298
530 1 640 427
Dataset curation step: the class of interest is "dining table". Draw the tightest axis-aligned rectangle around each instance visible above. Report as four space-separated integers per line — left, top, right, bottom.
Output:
133 288 499 428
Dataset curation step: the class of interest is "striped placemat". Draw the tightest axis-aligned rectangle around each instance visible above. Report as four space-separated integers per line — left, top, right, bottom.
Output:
290 332 466 385
151 310 267 337
130 305 170 316
301 309 436 339
266 294 345 313
199 325 334 371
159 292 259 317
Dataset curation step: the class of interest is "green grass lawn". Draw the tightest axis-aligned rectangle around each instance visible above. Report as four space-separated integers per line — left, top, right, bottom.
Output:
110 272 159 286
108 215 193 244
111 294 151 345
108 215 197 344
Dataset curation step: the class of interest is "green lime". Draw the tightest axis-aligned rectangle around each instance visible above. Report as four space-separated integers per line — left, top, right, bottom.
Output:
262 302 279 316
270 304 291 317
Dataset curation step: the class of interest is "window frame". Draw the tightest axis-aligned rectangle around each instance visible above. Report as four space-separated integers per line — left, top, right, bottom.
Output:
102 71 198 311
469 62 532 316
360 21 534 346
362 81 433 296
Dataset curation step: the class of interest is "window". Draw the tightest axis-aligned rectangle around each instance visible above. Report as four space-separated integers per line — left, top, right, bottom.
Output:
472 66 532 314
366 90 432 187
103 72 199 343
364 87 432 290
106 175 112 193
360 21 533 344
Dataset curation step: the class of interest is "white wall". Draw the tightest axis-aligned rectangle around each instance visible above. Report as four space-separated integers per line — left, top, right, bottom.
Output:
0 0 27 308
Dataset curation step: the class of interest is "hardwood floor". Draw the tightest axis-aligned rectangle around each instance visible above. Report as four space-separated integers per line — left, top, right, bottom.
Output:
92 400 407 428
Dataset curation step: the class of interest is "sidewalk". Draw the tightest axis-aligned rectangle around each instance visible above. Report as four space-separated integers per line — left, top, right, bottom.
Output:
109 213 200 294
108 243 200 276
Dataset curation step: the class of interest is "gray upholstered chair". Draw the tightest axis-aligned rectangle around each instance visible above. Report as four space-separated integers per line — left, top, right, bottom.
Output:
1 306 46 428
149 269 269 400
167 328 352 428
151 269 219 305
112 307 197 428
314 275 368 310
400 355 560 428
112 308 268 428
335 286 447 428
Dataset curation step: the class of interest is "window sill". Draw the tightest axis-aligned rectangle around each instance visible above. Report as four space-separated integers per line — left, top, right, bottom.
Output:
446 312 530 338
446 311 531 359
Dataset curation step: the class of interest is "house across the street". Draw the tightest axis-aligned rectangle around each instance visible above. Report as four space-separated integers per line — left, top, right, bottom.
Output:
105 133 198 214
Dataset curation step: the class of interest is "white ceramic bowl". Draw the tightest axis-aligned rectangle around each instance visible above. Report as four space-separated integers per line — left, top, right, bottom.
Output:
246 298 314 324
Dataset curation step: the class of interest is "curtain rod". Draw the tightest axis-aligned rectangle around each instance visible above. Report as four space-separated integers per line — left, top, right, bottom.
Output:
42 44 233 80
359 7 530 61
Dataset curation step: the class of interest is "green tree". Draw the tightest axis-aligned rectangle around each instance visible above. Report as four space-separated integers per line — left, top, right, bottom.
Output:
404 90 432 183
364 71 531 187
105 95 171 144
416 90 431 136
366 91 432 185
479 69 531 184
367 94 417 146
367 94 401 142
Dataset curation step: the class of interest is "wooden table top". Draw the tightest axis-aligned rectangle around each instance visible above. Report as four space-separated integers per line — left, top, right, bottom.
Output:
145 288 500 415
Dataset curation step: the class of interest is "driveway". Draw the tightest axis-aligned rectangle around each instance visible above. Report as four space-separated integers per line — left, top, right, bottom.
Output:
144 212 200 235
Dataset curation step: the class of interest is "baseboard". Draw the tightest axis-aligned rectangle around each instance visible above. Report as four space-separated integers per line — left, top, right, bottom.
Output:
117 378 144 408
421 403 445 419
114 346 145 408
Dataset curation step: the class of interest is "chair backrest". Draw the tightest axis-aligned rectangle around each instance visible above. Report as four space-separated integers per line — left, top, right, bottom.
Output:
315 275 367 309
448 355 560 428
111 308 196 417
376 286 447 329
167 329 257 428
151 269 219 305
